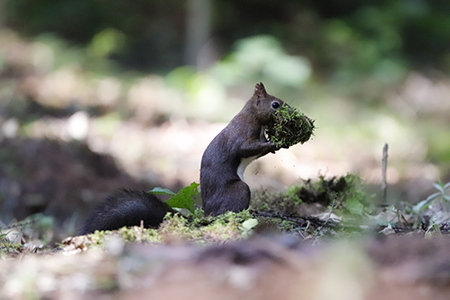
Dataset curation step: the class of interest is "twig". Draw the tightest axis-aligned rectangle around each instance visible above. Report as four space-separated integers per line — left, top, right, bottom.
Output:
253 211 326 228
381 143 388 204
313 197 337 239
0 218 39 231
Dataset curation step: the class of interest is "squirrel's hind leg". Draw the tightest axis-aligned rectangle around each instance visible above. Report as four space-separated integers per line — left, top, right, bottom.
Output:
205 181 251 216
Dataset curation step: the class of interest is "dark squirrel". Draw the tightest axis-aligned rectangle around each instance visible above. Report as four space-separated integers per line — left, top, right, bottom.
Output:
79 83 286 235
201 82 286 215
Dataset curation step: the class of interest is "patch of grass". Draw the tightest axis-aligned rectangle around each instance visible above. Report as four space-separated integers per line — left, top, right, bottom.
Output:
0 229 24 258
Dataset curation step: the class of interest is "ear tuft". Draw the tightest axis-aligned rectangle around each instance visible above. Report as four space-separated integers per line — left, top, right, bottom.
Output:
254 82 268 98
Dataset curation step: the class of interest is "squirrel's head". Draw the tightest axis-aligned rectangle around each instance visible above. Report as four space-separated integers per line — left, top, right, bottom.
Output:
250 82 287 125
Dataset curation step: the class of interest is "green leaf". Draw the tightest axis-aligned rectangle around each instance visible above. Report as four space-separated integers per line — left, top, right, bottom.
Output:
165 182 199 214
240 218 258 238
148 187 176 196
346 197 364 215
433 223 442 236
444 181 450 191
0 230 11 238
426 192 442 202
241 218 258 231
412 195 437 213
433 182 445 194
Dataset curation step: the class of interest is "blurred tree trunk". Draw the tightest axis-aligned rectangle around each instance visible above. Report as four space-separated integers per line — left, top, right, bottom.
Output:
0 0 4 28
185 0 212 69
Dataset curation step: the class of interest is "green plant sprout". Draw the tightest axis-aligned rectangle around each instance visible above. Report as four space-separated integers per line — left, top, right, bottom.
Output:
149 182 199 215
0 230 16 256
413 181 450 213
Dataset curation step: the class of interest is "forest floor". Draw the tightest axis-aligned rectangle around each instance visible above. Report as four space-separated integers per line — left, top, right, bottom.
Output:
1 174 450 300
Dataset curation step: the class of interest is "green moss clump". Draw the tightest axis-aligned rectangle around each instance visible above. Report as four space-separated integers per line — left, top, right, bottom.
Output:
267 104 315 148
251 190 301 216
117 227 162 243
158 214 203 240
196 210 255 242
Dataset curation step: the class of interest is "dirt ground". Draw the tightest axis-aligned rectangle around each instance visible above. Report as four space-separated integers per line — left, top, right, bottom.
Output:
3 234 450 300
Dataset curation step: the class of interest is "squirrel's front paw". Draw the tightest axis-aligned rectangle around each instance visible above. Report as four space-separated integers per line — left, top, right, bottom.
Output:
271 143 283 152
273 144 289 153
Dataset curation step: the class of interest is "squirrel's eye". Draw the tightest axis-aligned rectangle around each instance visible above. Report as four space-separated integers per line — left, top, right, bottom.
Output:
271 101 280 109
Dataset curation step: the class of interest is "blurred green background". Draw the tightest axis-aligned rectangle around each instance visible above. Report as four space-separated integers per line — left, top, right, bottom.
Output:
0 0 449 237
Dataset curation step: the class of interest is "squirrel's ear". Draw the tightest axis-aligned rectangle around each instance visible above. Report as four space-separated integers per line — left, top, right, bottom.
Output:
254 82 268 98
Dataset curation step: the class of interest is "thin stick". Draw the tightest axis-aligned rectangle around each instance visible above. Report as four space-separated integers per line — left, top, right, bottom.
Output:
313 197 337 240
253 211 326 227
381 143 388 204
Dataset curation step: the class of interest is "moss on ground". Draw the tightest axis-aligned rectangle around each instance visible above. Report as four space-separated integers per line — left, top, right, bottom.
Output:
66 174 375 249
71 209 257 250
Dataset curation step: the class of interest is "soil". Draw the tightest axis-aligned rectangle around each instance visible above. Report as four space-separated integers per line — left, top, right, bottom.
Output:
2 234 450 300
0 137 150 238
